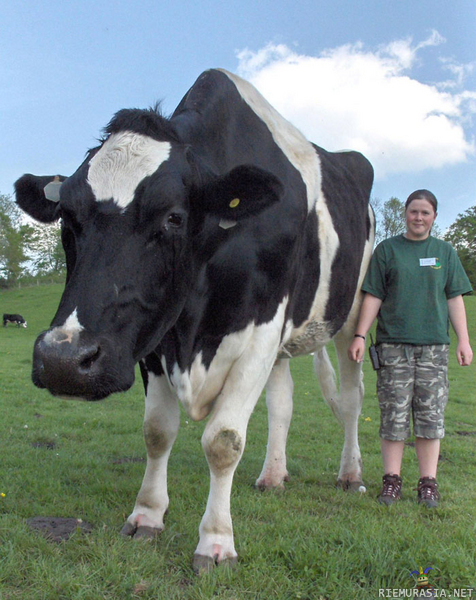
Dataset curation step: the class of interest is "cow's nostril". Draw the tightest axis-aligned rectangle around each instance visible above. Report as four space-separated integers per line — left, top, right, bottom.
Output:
79 346 102 371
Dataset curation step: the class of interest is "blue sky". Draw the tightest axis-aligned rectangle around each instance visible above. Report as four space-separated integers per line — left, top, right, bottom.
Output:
1 0 475 230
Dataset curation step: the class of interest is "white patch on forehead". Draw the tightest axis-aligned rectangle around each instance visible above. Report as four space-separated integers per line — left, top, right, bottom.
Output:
219 69 321 212
87 131 171 209
43 308 84 346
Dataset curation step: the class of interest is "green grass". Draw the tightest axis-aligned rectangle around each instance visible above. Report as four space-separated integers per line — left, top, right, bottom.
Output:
0 284 475 599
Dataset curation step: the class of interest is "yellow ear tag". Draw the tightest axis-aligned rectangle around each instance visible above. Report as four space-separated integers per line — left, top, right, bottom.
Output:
229 198 240 208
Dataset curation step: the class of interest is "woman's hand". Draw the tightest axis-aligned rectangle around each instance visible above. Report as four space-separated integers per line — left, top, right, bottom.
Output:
456 340 473 366
348 337 366 362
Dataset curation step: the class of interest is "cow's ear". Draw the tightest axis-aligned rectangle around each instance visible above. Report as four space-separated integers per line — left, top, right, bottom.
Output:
15 174 67 223
199 165 283 220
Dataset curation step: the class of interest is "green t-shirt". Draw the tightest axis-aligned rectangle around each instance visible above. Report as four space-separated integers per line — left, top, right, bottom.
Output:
362 235 473 344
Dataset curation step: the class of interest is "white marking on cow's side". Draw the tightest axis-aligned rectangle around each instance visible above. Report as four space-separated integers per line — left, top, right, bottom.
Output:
219 69 321 212
337 204 376 336
43 308 84 345
310 189 340 317
278 186 340 356
88 132 171 209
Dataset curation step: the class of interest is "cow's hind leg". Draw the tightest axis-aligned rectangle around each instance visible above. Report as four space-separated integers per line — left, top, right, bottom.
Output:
314 335 366 492
121 364 179 539
256 358 293 490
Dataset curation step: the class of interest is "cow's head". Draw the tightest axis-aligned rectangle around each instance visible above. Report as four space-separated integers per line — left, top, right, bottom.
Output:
15 109 282 400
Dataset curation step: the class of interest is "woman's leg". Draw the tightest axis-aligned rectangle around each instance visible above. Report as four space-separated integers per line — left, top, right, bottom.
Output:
415 437 440 478
381 439 405 475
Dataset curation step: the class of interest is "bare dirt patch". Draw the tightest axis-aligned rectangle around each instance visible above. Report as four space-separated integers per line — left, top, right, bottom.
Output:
31 440 56 450
26 517 93 542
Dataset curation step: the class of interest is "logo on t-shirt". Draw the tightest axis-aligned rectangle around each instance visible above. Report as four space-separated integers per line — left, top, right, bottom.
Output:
419 257 441 270
431 257 441 270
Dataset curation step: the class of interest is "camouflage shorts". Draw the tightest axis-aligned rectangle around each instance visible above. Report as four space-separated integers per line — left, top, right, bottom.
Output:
376 343 449 441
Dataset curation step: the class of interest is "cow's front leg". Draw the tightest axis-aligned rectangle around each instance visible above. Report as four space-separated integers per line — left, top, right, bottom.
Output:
193 351 281 571
193 427 241 573
256 358 293 490
121 369 179 539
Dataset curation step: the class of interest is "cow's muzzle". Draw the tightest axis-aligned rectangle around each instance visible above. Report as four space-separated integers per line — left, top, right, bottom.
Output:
32 329 135 400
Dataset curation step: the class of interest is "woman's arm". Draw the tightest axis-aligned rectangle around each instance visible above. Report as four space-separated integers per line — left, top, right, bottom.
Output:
447 295 473 366
348 293 382 363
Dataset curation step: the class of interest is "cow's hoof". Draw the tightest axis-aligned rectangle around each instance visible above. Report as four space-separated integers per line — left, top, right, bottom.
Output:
120 522 163 539
120 522 136 537
192 553 238 575
337 479 366 493
255 473 289 491
133 525 163 540
255 481 285 492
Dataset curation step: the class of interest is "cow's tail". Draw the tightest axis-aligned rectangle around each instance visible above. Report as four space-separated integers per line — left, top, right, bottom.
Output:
313 347 342 425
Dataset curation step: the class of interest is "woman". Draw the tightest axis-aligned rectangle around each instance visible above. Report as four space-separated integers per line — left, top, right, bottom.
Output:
348 190 473 507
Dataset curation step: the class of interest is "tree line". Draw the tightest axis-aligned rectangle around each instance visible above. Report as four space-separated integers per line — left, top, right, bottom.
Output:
0 193 65 288
1 192 475 289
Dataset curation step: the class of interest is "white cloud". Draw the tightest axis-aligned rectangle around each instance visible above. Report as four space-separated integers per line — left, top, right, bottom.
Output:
236 35 475 179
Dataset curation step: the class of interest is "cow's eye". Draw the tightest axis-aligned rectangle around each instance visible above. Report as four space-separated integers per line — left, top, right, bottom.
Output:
167 213 184 228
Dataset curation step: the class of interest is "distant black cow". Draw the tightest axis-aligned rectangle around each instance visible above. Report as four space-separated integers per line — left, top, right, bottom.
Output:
15 69 374 572
3 314 27 328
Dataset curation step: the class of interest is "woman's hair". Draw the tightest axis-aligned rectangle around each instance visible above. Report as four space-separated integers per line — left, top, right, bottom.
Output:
405 189 438 213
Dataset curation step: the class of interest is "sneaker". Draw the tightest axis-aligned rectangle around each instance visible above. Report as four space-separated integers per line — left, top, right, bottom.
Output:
417 477 440 508
377 474 402 505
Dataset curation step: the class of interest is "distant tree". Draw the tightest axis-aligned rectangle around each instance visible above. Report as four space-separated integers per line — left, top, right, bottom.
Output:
0 194 30 284
372 196 405 244
0 192 66 286
27 221 66 275
381 196 406 240
0 193 23 228
444 206 476 289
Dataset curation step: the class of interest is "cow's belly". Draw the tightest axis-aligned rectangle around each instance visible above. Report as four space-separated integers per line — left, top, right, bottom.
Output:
278 318 332 358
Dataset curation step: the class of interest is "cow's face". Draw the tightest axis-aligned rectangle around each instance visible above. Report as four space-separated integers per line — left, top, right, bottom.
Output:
15 120 282 400
56 134 193 360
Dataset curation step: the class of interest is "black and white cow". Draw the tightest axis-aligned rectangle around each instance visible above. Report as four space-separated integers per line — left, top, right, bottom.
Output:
15 69 374 572
3 313 27 328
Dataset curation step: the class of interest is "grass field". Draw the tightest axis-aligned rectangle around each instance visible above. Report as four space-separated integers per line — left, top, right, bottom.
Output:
0 284 475 599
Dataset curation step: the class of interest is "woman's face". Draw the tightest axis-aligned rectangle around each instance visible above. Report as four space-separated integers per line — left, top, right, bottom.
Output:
404 198 436 240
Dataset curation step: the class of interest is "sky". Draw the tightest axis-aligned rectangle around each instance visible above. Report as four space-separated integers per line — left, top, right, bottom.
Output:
1 0 475 231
